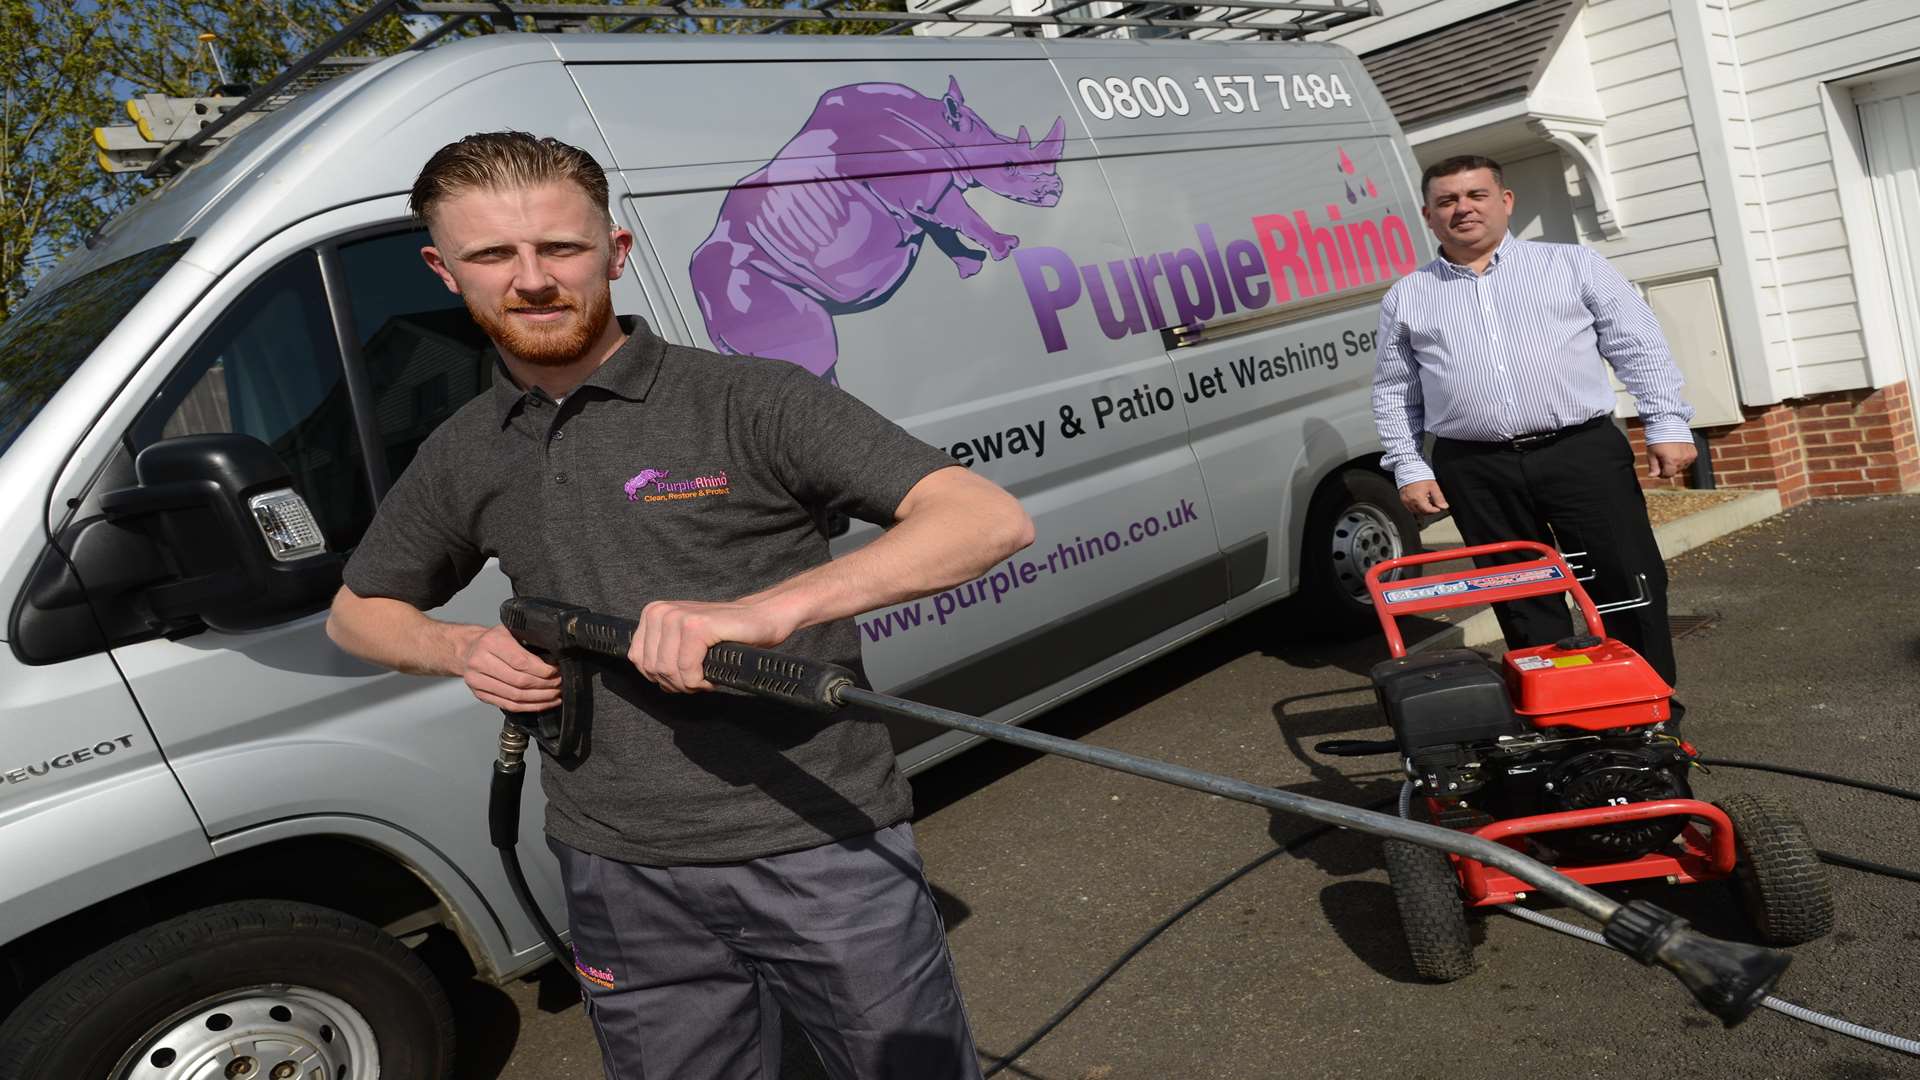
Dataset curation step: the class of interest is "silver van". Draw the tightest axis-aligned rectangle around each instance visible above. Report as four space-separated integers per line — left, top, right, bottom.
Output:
0 24 1429 1077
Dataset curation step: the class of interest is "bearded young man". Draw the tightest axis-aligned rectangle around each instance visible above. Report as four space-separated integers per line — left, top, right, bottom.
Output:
325 131 1031 1080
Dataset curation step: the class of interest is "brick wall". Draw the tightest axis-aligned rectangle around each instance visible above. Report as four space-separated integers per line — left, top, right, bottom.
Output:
1625 381 1919 507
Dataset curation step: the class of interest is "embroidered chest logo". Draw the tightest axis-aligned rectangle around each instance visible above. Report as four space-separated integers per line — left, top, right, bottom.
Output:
624 467 731 503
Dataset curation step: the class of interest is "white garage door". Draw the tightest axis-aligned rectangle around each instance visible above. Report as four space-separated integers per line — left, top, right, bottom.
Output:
1856 69 1920 396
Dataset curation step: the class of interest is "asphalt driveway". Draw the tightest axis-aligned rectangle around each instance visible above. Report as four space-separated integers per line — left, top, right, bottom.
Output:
458 494 1920 1080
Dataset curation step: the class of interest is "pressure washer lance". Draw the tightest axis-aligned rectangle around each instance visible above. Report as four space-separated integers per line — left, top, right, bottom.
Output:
492 596 1790 1027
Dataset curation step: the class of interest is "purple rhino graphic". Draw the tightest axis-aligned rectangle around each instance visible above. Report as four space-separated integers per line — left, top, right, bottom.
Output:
624 469 669 501
691 77 1066 382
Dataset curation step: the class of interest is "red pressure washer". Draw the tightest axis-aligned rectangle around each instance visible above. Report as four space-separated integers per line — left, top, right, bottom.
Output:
1353 541 1835 981
493 596 1800 1028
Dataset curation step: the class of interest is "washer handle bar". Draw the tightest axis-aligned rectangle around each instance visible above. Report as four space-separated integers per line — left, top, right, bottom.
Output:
494 598 1789 1026
1363 541 1605 658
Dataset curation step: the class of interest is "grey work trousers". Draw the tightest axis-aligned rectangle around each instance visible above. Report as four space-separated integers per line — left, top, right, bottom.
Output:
549 822 982 1080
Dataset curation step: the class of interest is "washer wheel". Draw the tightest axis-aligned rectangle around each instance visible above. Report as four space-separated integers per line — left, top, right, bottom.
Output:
1382 838 1477 982
1716 793 1836 946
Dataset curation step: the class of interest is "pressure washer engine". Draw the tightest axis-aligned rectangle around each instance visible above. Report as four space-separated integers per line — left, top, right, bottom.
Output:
1376 623 1691 864
1351 542 1834 981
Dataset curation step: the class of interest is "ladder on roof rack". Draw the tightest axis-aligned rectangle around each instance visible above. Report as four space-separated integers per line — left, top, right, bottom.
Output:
102 0 1378 179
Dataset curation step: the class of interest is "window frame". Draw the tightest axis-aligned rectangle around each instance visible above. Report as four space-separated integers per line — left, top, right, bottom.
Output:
317 242 393 499
318 219 489 503
125 241 393 551
125 220 457 505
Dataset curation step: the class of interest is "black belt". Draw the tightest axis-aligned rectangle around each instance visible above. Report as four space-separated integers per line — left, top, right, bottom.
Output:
1439 415 1611 453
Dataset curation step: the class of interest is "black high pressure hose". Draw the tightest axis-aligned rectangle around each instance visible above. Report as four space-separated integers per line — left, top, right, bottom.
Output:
1696 757 1920 802
490 722 571 967
482 602 1913 1052
482 741 1920 1067
979 794 1399 1077
974 753 1920 1074
1315 742 1920 883
1694 757 1920 884
480 710 1401 1076
983 755 1920 1072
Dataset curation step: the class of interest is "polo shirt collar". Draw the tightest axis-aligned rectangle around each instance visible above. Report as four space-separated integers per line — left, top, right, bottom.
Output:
490 315 666 428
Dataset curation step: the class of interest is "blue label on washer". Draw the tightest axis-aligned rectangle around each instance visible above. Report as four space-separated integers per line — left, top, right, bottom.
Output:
1383 564 1564 604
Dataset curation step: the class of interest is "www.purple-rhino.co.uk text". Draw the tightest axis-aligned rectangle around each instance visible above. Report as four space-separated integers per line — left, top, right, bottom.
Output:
860 496 1202 643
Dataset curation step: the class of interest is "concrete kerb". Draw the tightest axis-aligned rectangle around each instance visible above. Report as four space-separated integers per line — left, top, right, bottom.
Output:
1401 489 1785 655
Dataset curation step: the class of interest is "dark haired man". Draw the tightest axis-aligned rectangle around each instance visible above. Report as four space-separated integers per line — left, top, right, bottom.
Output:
327 131 1030 1080
1370 155 1695 695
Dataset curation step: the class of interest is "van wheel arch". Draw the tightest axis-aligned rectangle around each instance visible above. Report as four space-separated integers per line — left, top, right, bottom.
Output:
0 836 471 1024
0 900 454 1080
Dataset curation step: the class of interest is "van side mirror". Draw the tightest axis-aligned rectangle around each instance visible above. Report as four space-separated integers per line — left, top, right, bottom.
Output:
95 433 343 633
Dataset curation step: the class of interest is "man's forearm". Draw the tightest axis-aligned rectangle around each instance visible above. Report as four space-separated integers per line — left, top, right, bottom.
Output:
1371 297 1434 487
1584 248 1694 440
325 586 485 677
740 469 1033 636
1372 380 1433 486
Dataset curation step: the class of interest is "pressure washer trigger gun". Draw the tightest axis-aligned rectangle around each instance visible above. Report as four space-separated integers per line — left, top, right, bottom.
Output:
488 596 638 968
498 597 641 765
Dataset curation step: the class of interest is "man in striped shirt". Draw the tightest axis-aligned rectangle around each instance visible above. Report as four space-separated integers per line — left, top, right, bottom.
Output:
1371 155 1696 695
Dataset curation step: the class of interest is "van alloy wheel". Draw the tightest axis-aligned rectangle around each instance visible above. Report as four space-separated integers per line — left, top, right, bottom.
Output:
1300 468 1421 635
115 985 379 1080
1328 501 1404 603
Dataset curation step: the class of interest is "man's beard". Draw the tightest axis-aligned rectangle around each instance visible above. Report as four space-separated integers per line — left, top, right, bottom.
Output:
468 283 614 367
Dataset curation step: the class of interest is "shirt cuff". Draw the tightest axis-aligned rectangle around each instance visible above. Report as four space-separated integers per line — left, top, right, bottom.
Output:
1641 417 1694 445
1391 459 1436 488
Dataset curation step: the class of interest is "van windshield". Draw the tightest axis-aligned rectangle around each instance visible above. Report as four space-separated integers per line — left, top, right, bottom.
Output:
0 241 192 456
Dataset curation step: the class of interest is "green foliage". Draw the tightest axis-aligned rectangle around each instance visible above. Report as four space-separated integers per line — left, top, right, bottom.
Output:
2 0 119 323
1 0 408 320
0 0 906 324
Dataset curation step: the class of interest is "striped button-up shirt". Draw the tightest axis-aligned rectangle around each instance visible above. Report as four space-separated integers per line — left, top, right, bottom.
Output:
1371 233 1694 487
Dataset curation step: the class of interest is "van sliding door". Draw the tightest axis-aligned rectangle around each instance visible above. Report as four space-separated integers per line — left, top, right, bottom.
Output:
568 52 1226 757
1048 43 1428 599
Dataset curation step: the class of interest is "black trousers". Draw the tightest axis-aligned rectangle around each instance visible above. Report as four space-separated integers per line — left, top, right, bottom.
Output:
1432 420 1678 691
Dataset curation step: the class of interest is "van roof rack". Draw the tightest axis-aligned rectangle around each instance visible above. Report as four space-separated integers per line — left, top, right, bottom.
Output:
125 0 1378 179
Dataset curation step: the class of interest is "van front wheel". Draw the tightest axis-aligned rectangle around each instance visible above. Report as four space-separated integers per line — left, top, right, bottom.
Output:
1301 468 1420 635
0 900 454 1080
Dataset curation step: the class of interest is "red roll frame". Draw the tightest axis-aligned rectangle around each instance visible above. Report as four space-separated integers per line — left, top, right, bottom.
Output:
1367 540 1734 897
1445 798 1738 905
1364 540 1603 658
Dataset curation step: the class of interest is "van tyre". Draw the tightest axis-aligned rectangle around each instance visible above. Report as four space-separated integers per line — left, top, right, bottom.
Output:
1382 838 1476 982
1717 794 1835 946
0 900 454 1080
1302 468 1420 635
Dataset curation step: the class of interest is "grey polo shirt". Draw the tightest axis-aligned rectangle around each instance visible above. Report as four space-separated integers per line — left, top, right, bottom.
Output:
343 317 956 865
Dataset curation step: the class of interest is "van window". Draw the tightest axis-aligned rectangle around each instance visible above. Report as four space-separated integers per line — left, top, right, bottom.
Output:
335 229 492 483
139 253 375 550
0 242 191 456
